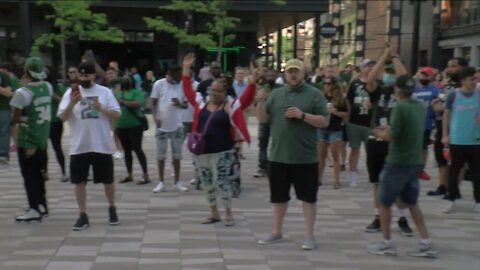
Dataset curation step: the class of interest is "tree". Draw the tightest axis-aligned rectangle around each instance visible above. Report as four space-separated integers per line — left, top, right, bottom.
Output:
144 0 286 63
31 0 124 80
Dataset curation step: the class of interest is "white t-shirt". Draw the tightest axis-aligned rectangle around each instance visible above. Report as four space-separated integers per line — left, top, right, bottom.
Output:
150 78 186 132
182 80 199 123
58 84 121 155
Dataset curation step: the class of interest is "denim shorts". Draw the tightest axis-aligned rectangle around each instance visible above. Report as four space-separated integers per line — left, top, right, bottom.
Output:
378 163 423 207
317 129 343 142
155 127 184 160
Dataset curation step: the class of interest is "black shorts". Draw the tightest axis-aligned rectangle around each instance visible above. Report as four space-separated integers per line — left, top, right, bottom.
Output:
423 130 432 150
268 162 318 203
366 139 389 183
70 152 114 184
434 121 448 167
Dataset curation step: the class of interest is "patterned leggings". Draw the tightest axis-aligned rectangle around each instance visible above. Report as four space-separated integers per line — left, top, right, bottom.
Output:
193 150 234 209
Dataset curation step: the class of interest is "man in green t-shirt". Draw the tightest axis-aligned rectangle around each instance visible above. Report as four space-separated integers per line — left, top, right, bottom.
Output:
367 75 437 258
256 59 329 251
0 69 12 164
10 56 52 223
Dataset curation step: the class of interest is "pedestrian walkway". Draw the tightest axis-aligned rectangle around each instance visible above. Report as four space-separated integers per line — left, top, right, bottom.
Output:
0 117 479 270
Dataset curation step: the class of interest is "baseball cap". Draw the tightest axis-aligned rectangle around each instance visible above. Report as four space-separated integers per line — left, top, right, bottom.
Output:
360 59 376 69
25 57 46 80
284 59 304 71
78 62 96 75
395 74 415 93
420 66 434 76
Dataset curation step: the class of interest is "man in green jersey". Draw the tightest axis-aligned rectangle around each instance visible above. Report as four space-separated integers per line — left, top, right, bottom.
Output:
10 57 52 222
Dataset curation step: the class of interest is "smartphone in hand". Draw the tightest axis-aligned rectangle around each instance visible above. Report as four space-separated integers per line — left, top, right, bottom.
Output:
71 83 80 97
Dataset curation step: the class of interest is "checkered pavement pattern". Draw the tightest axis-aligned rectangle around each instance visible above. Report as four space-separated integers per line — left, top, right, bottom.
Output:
0 118 479 270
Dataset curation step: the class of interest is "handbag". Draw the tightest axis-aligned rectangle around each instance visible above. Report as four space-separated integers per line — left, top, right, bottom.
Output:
187 104 221 155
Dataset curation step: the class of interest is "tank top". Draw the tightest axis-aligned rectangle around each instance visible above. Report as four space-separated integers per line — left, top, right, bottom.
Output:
198 102 234 153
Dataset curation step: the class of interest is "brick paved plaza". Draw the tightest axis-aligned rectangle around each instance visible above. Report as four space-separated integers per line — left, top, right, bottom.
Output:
0 117 479 270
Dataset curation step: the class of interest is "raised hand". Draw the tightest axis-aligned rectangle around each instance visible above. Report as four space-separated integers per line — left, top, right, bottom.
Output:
183 53 195 68
389 37 399 57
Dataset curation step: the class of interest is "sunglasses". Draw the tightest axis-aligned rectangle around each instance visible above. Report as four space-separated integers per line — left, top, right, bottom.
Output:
324 82 333 85
68 71 78 74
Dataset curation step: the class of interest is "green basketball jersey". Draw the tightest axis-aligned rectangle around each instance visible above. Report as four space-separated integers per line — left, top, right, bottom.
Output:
17 83 52 150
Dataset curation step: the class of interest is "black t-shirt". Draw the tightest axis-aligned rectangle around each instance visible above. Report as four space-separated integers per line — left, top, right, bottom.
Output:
347 79 380 127
325 95 347 130
371 86 396 127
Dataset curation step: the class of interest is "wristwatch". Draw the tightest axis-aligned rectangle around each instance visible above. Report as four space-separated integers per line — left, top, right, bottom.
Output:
300 112 306 121
391 54 400 59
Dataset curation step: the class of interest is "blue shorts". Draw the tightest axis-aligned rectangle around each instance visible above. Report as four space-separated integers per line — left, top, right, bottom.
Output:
317 129 343 142
378 163 423 207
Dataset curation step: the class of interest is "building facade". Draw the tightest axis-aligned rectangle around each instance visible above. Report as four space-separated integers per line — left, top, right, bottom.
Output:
0 0 327 76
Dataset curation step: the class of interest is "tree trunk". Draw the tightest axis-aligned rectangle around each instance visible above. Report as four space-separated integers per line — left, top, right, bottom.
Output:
216 11 225 64
60 27 67 82
216 1 227 64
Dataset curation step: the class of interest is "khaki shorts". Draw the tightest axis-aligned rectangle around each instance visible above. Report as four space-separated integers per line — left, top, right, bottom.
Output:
155 127 184 160
346 123 371 149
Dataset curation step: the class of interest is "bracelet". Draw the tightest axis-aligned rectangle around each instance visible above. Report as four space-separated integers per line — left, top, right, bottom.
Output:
391 54 400 59
300 112 306 121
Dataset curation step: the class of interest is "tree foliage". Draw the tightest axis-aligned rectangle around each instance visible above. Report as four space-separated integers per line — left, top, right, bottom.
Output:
144 1 237 50
31 0 124 55
144 0 285 60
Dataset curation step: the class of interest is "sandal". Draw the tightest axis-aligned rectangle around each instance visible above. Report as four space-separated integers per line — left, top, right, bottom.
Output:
119 177 133 183
224 219 235 227
201 217 221 224
333 182 342 189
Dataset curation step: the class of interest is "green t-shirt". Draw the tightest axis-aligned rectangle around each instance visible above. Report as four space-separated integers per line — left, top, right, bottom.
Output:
266 82 328 164
386 98 426 165
0 71 12 110
115 88 145 129
10 82 52 150
51 82 68 123
10 75 20 91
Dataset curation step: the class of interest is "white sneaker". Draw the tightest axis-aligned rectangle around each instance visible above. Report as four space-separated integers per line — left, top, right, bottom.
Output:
113 151 124 160
474 203 480 213
152 182 166 193
189 178 197 185
15 208 42 223
38 204 48 217
349 172 358 187
442 201 456 214
173 182 189 192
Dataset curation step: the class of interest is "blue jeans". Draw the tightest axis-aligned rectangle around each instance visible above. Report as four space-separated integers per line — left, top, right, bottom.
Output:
378 163 423 207
0 109 10 159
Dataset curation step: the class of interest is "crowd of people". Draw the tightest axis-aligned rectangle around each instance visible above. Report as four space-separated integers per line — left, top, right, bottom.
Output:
0 38 479 257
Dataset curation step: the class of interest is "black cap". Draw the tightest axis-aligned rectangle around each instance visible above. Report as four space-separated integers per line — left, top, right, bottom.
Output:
395 74 415 93
78 62 96 75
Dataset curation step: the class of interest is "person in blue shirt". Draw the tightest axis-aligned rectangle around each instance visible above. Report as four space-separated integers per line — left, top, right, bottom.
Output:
232 67 247 98
412 67 439 181
441 67 480 214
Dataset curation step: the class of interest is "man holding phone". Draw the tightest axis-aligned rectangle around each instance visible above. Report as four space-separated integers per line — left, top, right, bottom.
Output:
150 65 189 193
